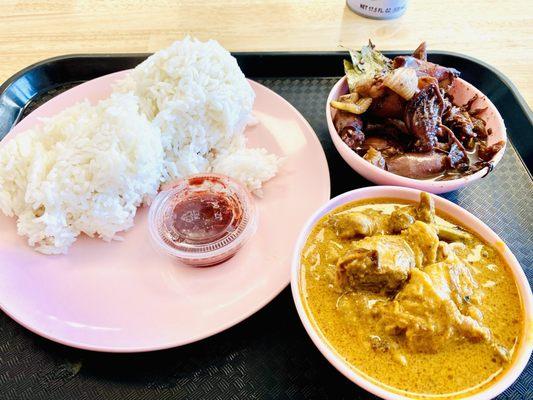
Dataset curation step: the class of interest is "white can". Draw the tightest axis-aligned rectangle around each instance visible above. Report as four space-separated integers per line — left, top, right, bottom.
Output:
346 0 408 19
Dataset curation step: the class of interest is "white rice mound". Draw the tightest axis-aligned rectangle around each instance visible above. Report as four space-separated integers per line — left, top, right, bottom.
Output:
0 37 280 254
211 146 279 194
0 93 164 254
116 36 279 190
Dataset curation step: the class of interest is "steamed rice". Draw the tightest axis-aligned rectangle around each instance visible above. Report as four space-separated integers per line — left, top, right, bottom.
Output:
0 93 164 254
0 37 279 254
116 36 279 187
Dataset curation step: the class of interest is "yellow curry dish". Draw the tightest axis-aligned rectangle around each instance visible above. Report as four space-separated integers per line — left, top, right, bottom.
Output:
299 192 526 399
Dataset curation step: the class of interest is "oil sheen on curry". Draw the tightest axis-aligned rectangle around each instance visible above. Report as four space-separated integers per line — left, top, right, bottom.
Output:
300 193 523 398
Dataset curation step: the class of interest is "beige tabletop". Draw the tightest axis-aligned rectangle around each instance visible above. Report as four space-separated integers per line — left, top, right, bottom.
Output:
1 0 532 107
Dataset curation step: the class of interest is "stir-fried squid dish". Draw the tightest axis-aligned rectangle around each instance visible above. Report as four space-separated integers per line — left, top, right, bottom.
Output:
300 193 523 397
331 42 505 180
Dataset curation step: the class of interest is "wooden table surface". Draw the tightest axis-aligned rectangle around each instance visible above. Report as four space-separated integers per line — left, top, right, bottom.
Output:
1 0 532 107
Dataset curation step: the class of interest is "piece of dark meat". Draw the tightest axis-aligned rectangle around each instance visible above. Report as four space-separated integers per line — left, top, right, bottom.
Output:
366 118 408 138
470 107 488 117
478 140 505 161
443 105 476 146
441 93 453 114
440 124 469 169
447 143 469 169
340 129 365 151
443 93 490 145
363 136 394 151
363 121 407 158
460 95 488 139
362 136 403 158
412 42 427 61
393 56 459 89
366 122 400 139
461 94 488 122
363 147 386 169
470 115 488 139
404 79 444 152
334 109 364 132
386 118 409 135
386 152 447 179
368 89 405 119
333 110 365 150
462 94 479 111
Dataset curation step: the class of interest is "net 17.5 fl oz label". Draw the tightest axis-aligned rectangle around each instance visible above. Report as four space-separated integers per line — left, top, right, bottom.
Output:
346 0 407 19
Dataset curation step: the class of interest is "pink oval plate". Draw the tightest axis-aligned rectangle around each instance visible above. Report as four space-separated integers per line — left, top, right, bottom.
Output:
0 71 330 352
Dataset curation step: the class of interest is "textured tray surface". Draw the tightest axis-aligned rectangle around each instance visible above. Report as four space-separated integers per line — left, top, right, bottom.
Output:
0 74 531 399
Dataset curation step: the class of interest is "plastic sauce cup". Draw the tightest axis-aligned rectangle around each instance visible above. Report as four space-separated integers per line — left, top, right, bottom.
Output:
148 173 258 267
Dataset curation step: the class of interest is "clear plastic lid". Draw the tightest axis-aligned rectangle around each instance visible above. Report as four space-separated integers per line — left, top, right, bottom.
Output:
148 173 258 267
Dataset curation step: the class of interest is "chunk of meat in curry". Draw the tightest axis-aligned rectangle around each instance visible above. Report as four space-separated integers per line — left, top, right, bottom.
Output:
331 194 505 355
372 258 491 353
337 235 415 294
329 192 435 238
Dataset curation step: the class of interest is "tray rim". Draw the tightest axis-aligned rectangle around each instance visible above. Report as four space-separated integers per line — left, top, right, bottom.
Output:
0 51 530 398
2 50 532 117
1 50 531 177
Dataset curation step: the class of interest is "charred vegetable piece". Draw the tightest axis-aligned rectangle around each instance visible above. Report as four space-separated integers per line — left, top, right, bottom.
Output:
331 97 372 114
383 67 419 100
345 41 392 93
363 147 386 169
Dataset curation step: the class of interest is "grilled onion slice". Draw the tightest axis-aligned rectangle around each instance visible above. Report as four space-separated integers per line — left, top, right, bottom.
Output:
383 67 418 100
331 97 372 114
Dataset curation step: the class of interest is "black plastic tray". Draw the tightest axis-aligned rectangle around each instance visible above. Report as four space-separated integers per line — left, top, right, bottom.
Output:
0 52 531 400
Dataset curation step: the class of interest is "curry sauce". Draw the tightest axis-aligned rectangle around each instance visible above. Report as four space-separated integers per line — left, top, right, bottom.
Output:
300 196 523 398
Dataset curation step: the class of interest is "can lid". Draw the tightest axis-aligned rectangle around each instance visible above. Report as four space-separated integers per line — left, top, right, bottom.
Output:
148 173 257 266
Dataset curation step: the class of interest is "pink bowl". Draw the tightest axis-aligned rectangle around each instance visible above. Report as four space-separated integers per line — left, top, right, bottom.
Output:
326 77 507 194
291 186 533 400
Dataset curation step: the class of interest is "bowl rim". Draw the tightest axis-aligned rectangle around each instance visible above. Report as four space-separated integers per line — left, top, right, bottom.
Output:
290 186 533 400
325 76 507 192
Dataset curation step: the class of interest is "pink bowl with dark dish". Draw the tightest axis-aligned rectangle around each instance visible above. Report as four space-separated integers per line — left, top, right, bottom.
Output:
326 76 507 194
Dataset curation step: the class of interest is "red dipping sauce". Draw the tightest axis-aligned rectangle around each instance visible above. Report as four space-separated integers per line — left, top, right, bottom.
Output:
148 174 257 266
